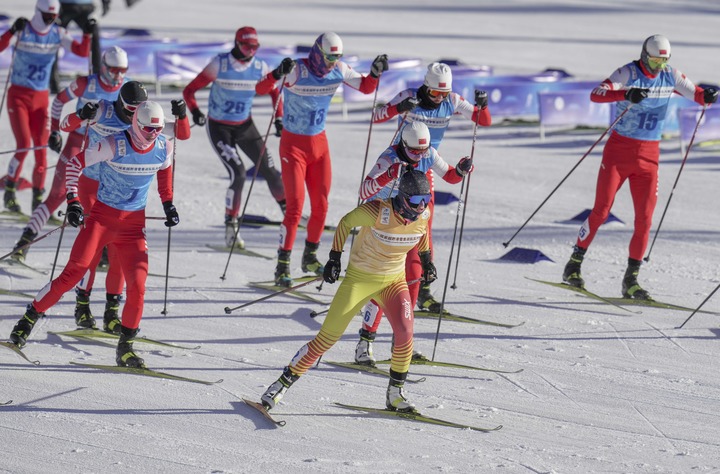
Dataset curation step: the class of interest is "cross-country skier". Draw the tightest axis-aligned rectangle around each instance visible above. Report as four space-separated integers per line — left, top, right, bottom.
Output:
255 32 388 287
371 62 491 312
261 170 436 413
562 34 718 300
183 26 286 249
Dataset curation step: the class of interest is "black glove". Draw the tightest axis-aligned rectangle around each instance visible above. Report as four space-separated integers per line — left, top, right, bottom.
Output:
10 17 28 34
456 156 474 177
475 90 488 109
66 196 84 227
78 102 98 120
419 251 437 284
396 97 419 114
162 201 179 227
323 250 342 284
171 99 187 119
272 58 295 80
274 118 283 137
82 18 97 35
191 108 206 127
625 88 649 104
370 54 389 78
703 87 719 105
48 131 63 154
102 0 111 16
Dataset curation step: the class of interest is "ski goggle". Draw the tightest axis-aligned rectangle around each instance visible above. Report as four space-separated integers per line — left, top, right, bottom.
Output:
121 97 139 114
239 42 259 51
321 50 342 62
140 125 163 134
427 89 450 99
647 56 669 70
107 66 128 75
406 193 432 208
40 12 58 25
405 145 430 160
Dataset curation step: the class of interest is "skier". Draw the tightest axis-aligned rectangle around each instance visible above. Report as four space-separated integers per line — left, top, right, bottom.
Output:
261 170 436 413
372 62 491 312
562 35 718 300
0 0 92 213
353 121 474 365
12 46 130 263
9 101 181 369
183 26 286 249
49 0 103 93
255 32 389 287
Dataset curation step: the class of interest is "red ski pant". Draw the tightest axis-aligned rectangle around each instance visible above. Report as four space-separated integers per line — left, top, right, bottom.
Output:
361 199 436 333
287 266 414 377
33 202 147 329
6 85 50 189
76 174 125 295
576 133 659 260
278 130 331 250
25 131 86 235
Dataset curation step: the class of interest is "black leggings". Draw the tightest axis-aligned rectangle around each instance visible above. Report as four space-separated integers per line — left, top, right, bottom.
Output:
50 3 102 92
207 118 285 218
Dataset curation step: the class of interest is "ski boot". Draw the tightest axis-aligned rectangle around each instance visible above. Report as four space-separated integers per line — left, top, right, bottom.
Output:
31 187 44 212
103 293 122 334
300 241 324 275
354 329 377 366
3 180 21 213
9 304 44 348
261 366 299 410
11 228 37 262
274 249 293 288
562 245 586 288
74 289 97 329
116 326 145 368
417 283 443 313
224 215 244 249
386 370 415 413
622 258 653 301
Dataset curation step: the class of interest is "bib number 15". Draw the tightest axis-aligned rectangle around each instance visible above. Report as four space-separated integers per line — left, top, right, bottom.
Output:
637 112 658 130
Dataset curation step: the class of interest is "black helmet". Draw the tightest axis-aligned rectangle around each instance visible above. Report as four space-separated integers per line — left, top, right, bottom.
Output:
116 81 148 122
392 169 431 221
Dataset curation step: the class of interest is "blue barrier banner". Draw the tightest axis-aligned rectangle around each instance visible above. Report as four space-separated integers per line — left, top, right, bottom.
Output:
678 105 720 145
342 58 424 104
539 90 612 128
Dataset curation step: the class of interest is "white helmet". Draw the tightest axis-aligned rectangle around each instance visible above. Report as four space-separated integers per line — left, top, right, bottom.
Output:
101 46 129 86
423 62 452 92
130 101 165 149
319 32 343 57
401 122 431 161
36 0 60 14
641 34 671 74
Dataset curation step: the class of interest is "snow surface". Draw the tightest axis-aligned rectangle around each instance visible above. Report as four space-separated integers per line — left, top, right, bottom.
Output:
2 1 720 473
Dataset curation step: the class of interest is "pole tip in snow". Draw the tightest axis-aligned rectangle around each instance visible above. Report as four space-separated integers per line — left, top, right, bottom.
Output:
224 307 232 314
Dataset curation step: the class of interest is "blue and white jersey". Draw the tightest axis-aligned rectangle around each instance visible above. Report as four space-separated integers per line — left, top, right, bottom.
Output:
96 133 171 211
83 99 132 180
11 26 62 90
385 88 477 150
606 62 698 141
282 60 344 136
207 53 266 122
75 75 127 136
365 146 449 201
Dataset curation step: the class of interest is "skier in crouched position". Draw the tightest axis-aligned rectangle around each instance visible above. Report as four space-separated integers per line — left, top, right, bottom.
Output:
562 34 718 300
261 170 436 413
9 101 181 368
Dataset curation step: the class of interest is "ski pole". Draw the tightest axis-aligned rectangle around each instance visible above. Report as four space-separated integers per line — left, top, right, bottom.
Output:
224 276 323 314
644 105 707 262
355 76 382 203
0 222 72 262
430 166 473 361
220 82 285 281
161 118 179 316
450 118 479 289
0 145 49 155
502 106 631 248
0 32 18 122
677 281 720 329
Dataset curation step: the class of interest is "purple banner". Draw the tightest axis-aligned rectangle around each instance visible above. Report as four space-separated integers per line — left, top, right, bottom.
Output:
539 90 613 127
678 105 720 145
